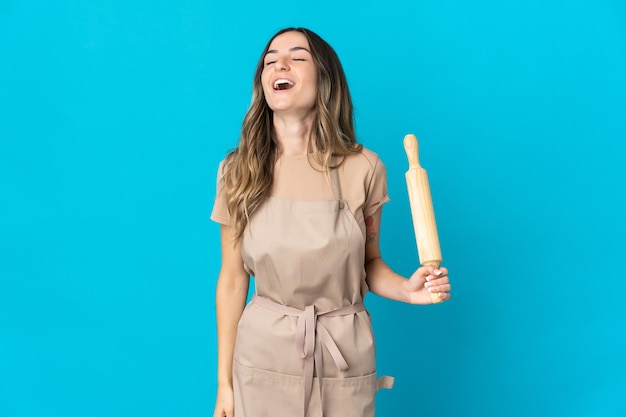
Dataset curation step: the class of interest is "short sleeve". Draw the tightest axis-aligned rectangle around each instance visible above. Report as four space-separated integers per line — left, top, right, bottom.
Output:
210 160 231 225
363 155 390 218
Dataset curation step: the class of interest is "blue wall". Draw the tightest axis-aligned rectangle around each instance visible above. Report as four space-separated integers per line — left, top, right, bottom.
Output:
1 1 625 416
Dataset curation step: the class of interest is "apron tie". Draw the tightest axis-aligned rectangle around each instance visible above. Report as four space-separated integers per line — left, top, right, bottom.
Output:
251 294 366 417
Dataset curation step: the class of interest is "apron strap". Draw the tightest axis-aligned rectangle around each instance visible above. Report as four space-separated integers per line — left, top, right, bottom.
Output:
376 375 395 391
330 156 343 203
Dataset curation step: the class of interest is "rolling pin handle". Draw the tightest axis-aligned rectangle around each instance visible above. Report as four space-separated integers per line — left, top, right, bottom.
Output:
403 134 421 168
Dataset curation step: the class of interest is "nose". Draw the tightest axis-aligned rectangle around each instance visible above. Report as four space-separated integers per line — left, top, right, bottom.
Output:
274 58 289 71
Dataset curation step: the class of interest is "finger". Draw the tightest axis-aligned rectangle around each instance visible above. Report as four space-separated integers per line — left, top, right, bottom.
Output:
424 266 448 282
417 266 432 279
423 265 440 277
436 291 452 302
423 275 448 291
417 265 438 277
426 275 449 286
429 266 448 278
426 283 451 294
437 266 449 276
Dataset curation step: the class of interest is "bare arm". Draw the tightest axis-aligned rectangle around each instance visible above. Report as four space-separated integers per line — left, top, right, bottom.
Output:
214 225 250 417
364 208 451 304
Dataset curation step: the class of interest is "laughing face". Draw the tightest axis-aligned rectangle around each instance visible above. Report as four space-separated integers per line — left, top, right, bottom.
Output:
261 31 318 116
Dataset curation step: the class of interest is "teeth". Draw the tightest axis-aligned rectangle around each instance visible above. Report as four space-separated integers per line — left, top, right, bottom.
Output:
273 79 295 89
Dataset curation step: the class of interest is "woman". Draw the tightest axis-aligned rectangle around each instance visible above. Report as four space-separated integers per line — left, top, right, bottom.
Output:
211 27 451 417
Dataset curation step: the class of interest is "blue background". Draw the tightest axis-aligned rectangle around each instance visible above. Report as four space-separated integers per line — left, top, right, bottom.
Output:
1 1 625 416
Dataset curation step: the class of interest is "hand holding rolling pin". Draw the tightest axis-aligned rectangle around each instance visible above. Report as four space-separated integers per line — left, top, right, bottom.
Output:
403 134 452 304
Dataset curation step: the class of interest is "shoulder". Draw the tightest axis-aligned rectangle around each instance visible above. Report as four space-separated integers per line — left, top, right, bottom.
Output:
338 146 390 216
342 146 384 172
213 156 232 193
213 159 226 188
344 147 385 179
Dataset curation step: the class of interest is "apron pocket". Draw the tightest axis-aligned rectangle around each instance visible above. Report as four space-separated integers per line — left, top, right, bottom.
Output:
233 361 391 417
320 372 378 417
233 361 304 417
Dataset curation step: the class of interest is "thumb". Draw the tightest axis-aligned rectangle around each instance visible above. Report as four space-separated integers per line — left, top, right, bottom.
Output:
407 267 428 291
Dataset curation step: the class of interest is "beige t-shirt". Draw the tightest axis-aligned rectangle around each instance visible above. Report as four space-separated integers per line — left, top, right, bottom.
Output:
210 147 389 229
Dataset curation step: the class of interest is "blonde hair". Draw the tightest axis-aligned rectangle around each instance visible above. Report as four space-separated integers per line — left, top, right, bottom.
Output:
220 27 362 241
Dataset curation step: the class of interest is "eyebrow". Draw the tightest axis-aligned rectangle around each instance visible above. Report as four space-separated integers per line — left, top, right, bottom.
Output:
265 46 312 56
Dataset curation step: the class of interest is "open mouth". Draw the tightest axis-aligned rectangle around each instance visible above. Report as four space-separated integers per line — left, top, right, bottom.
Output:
273 79 295 90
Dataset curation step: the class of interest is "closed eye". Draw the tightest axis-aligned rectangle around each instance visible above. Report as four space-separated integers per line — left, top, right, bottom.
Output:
265 60 276 66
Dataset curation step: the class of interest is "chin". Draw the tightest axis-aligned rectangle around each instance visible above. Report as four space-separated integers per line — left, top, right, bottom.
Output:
268 101 295 111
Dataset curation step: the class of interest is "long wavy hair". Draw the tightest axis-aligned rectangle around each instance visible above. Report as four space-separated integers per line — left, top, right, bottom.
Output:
220 27 363 241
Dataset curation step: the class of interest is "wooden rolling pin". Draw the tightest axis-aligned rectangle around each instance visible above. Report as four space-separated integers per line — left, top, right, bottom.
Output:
404 134 443 304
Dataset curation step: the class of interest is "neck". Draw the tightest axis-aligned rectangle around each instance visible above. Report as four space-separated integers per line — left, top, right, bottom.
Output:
273 112 316 156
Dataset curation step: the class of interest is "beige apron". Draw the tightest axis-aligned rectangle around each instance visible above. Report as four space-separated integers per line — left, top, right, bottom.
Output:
232 166 393 417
